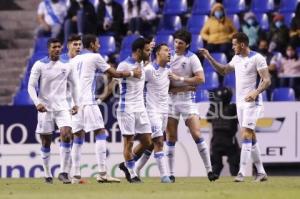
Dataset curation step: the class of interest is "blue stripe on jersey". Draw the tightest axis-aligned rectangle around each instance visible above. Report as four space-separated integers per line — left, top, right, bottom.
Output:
60 53 70 61
124 56 136 64
120 78 127 112
92 74 97 102
153 62 160 70
248 51 257 58
40 56 51 64
185 50 193 57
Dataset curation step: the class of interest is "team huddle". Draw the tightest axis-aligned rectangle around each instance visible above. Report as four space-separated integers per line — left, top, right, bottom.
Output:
28 29 271 184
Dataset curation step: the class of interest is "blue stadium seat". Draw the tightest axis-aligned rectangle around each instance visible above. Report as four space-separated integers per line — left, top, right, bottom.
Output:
187 14 208 34
157 15 182 35
34 36 50 54
223 0 246 14
154 34 174 47
262 91 268 101
163 0 188 15
195 88 209 102
13 89 34 105
283 12 295 28
271 87 296 101
201 71 219 90
120 35 140 50
146 0 159 13
223 72 235 88
256 13 269 30
228 14 240 30
190 35 203 53
98 36 116 55
203 52 227 73
279 0 298 13
251 0 274 13
192 0 215 15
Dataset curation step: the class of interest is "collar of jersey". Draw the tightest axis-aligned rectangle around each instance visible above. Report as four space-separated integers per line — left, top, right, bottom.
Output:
153 62 170 70
171 50 193 57
125 56 137 64
60 53 70 61
80 49 93 55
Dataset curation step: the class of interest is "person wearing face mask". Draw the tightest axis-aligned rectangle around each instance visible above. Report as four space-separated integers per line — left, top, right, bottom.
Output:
36 0 67 39
268 13 290 54
96 0 125 41
200 3 237 60
64 0 97 42
241 12 263 49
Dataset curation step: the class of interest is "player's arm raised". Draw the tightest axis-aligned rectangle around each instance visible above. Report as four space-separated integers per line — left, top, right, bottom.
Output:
199 48 234 76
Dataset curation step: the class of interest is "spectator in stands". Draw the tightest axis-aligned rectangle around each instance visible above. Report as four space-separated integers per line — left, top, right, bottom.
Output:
268 13 290 53
123 0 157 36
64 0 97 42
200 3 237 59
241 12 262 50
275 44 300 77
258 39 277 100
36 0 67 38
97 0 125 41
290 2 300 48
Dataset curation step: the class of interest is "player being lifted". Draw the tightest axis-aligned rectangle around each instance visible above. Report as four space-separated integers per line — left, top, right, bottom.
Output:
28 38 79 184
71 34 141 184
200 32 271 182
166 29 217 182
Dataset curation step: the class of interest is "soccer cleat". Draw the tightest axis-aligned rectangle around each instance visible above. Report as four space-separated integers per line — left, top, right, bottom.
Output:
254 173 268 182
169 175 175 183
44 177 53 184
130 176 142 183
119 162 131 182
234 173 245 182
207 172 219 182
161 176 172 183
58 172 71 184
71 176 88 184
96 174 121 183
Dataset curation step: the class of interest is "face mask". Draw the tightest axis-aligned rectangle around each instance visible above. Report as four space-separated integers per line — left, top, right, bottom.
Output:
246 18 255 26
286 50 294 58
103 0 112 4
275 21 283 28
214 10 224 19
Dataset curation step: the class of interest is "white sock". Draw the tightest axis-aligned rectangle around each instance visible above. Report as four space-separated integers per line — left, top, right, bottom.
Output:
166 141 175 176
154 151 168 178
196 138 212 173
252 142 266 174
135 150 152 175
95 134 107 174
60 141 71 173
67 143 72 175
126 159 137 178
239 140 252 176
71 137 84 177
40 147 52 178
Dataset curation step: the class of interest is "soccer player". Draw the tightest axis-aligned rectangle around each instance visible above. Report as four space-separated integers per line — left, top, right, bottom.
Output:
71 34 141 184
28 38 79 184
200 32 271 182
167 29 217 182
117 37 153 183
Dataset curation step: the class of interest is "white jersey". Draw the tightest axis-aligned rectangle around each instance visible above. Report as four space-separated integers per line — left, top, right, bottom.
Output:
144 62 170 114
37 0 67 26
72 49 111 106
117 57 146 113
229 51 268 105
28 56 78 111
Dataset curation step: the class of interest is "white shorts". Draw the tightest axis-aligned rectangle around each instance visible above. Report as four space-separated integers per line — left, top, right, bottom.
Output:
168 93 199 121
117 110 151 136
237 103 264 130
36 110 72 134
148 112 168 139
72 104 105 133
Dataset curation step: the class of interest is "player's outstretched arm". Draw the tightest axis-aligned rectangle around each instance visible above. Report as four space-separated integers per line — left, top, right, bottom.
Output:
169 71 205 86
169 85 197 94
199 48 234 76
106 67 142 79
245 68 271 102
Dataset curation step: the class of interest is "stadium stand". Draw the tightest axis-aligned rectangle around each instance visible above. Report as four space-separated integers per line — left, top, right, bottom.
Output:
271 87 296 101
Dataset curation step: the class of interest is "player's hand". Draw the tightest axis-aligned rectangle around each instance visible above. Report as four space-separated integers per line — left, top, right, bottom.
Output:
198 48 210 58
168 72 180 81
71 105 79 115
245 90 259 102
36 103 47 112
133 67 142 79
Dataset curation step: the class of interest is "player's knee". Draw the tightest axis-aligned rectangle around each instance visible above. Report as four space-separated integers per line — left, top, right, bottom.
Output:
241 128 253 140
154 140 164 151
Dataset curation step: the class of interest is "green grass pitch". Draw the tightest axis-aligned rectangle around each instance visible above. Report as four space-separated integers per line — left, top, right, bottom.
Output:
1 177 300 199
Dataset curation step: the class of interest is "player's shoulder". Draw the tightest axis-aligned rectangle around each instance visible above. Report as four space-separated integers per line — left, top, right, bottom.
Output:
118 56 135 68
185 50 197 58
249 51 264 60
